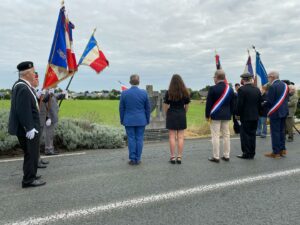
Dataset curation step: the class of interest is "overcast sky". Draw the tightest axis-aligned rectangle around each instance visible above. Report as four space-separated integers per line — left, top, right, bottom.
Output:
0 0 300 92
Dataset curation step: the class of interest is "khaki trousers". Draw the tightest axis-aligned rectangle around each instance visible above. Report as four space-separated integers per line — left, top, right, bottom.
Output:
210 120 230 159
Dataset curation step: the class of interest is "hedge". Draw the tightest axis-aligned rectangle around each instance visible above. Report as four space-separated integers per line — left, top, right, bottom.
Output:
0 110 125 152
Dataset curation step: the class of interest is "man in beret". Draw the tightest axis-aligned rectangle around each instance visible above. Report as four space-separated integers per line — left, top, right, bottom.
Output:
236 73 262 159
8 61 46 188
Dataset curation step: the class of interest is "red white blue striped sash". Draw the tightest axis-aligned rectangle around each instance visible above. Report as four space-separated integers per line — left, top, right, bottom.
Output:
210 83 231 116
267 83 288 116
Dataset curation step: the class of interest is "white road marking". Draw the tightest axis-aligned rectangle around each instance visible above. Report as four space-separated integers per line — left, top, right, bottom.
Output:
0 152 86 163
5 167 300 225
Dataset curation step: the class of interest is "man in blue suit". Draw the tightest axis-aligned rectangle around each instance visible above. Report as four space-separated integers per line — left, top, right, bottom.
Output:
119 74 150 165
264 71 289 159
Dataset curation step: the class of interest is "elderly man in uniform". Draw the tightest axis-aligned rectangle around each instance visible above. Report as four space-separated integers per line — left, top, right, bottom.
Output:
32 73 49 169
264 71 289 158
8 61 46 188
285 84 298 142
236 73 262 159
39 88 67 155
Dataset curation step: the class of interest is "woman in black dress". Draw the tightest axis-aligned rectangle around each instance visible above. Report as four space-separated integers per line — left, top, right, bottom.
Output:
164 74 190 164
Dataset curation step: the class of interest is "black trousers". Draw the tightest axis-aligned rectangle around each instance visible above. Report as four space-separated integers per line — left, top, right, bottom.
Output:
233 115 240 134
17 134 39 184
240 120 258 157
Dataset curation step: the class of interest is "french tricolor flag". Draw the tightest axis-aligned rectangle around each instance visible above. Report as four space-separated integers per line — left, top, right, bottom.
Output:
78 34 109 74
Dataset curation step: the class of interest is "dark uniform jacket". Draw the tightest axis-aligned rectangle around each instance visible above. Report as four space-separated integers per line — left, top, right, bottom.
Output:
236 83 262 122
205 81 234 120
8 79 40 137
266 80 289 119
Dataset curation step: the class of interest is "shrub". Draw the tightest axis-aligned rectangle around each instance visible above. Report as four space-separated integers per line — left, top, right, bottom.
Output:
55 118 126 150
0 110 126 152
0 110 19 152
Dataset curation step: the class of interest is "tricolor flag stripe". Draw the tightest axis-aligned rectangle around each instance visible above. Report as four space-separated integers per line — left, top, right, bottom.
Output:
210 84 231 115
78 33 109 74
268 83 289 116
244 56 254 75
78 36 97 65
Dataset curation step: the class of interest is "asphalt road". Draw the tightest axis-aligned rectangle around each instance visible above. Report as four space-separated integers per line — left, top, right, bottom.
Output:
1 135 300 225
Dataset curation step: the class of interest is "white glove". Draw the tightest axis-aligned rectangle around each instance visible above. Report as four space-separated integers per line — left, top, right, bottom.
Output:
36 89 46 98
46 118 52 126
63 90 68 99
49 88 55 94
26 128 39 140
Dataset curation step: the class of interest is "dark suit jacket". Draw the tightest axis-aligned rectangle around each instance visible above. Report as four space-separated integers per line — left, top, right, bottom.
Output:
119 86 150 126
236 83 262 122
8 79 40 137
266 80 289 119
205 81 234 120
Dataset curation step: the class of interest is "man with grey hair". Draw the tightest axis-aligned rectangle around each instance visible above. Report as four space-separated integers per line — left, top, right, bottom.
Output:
119 74 150 165
8 61 46 188
264 71 289 158
236 73 262 159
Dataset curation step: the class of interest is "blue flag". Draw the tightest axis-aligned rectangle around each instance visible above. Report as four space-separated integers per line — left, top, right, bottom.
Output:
255 52 268 85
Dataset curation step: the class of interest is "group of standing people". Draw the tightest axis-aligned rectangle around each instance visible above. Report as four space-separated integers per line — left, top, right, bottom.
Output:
205 69 297 162
8 61 66 188
8 61 298 188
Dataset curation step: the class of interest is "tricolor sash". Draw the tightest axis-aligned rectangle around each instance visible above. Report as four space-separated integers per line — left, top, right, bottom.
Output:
210 83 231 116
267 83 289 116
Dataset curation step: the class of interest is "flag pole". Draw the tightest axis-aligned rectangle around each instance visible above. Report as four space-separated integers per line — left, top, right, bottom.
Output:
59 28 97 107
252 46 258 87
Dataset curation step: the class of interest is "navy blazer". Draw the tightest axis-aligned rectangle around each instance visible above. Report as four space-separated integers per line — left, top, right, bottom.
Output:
236 83 262 121
266 80 289 119
8 79 40 137
205 81 234 120
119 86 150 126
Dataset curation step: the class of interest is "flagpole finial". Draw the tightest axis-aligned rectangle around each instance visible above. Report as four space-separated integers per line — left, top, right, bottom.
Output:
61 0 64 6
93 28 97 35
247 49 250 55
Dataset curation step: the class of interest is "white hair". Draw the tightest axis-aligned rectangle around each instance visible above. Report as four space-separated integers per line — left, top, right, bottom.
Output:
268 71 279 79
19 68 33 77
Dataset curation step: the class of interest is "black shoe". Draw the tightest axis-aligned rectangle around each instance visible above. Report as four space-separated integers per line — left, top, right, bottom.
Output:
45 152 59 156
35 175 42 180
236 154 254 160
169 157 176 164
128 160 136 165
176 157 182 164
22 180 46 188
40 159 49 164
208 157 220 163
136 161 141 165
37 163 47 169
221 156 230 162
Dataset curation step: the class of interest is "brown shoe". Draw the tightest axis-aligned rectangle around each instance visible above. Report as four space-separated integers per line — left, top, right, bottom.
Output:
264 152 281 159
279 150 287 156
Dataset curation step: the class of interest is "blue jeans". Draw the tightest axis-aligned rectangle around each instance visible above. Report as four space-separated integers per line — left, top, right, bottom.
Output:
125 126 145 162
270 118 286 154
256 117 267 137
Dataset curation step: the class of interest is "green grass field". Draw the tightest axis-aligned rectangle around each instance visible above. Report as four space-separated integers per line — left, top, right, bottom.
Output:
0 100 206 128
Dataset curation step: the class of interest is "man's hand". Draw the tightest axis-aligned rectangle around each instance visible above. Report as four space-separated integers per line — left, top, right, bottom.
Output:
46 118 52 126
26 128 39 140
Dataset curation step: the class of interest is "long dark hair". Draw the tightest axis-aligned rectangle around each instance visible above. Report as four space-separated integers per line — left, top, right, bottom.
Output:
168 74 189 101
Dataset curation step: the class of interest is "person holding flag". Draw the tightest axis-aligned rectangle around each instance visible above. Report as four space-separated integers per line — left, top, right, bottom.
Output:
205 70 234 163
264 71 289 158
